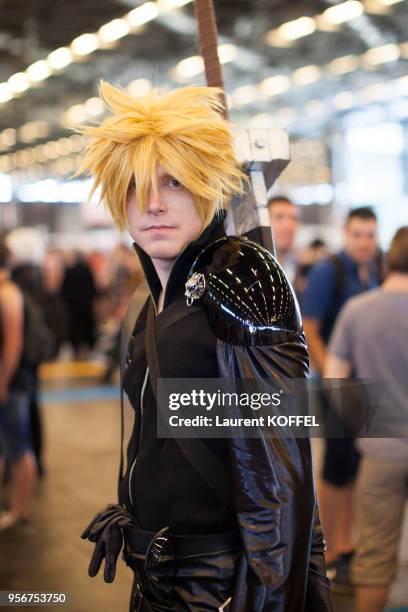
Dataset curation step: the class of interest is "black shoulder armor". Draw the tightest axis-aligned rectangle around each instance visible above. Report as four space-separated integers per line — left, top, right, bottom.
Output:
185 236 302 346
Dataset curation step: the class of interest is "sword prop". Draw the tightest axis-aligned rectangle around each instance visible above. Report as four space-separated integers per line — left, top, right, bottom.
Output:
194 0 290 253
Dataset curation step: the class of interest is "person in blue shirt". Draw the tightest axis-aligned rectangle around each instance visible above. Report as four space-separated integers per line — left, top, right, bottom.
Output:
302 207 382 589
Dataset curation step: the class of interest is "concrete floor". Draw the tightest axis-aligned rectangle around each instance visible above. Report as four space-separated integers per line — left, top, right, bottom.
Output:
0 386 132 612
0 373 406 611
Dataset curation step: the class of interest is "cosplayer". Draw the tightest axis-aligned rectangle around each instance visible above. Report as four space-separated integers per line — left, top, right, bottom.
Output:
80 82 333 611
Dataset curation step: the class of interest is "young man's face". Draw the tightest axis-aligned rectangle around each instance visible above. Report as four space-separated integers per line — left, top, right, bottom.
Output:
344 217 378 264
268 200 299 254
126 165 203 262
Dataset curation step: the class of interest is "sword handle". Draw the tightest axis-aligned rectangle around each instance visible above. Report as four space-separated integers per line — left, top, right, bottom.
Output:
194 0 228 119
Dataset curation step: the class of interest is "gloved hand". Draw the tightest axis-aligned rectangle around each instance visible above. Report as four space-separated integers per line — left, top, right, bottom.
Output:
81 504 137 583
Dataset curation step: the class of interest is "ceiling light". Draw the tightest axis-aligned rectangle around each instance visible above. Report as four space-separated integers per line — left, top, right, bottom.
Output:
218 44 238 64
363 43 400 65
56 138 74 156
43 142 59 160
8 72 30 94
84 97 105 116
376 0 404 5
65 104 87 125
0 128 16 147
47 47 73 70
323 1 364 24
363 0 390 14
71 33 100 56
265 31 294 47
18 121 49 143
332 91 356 110
69 135 86 152
98 19 130 43
25 148 35 164
0 83 13 103
26 60 51 82
15 149 30 167
260 75 291 96
126 3 159 28
277 16 316 41
36 121 49 139
54 157 75 175
292 65 322 86
0 156 11 173
173 55 204 79
127 78 152 97
232 85 258 106
315 14 342 31
34 147 48 163
328 54 360 74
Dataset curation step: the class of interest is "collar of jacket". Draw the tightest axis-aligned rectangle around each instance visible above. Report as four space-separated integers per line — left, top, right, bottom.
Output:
132 210 227 310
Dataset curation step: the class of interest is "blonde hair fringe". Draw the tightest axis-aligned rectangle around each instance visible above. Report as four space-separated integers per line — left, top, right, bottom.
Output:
76 81 246 230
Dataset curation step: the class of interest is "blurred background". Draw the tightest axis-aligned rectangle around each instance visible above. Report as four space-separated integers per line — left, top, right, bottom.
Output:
0 0 407 611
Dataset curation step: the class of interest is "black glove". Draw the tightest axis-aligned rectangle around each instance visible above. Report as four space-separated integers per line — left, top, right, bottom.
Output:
81 504 137 583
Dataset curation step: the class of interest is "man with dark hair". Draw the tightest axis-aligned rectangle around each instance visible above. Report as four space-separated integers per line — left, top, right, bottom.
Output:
325 226 408 612
347 207 377 222
303 206 380 371
267 195 300 285
301 206 381 588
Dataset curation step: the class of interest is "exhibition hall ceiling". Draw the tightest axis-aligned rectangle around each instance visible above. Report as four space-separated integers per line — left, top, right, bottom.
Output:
1 0 408 159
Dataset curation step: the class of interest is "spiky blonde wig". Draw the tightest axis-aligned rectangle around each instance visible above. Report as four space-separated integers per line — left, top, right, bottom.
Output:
77 81 246 230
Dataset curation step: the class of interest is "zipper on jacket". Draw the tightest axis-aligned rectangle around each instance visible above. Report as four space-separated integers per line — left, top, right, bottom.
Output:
144 245 187 313
129 366 149 512
128 276 158 512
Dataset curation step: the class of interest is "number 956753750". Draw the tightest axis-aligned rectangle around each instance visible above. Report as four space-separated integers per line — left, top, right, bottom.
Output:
1 592 67 606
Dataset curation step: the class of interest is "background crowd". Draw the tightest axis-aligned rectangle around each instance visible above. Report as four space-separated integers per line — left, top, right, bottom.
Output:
0 201 407 612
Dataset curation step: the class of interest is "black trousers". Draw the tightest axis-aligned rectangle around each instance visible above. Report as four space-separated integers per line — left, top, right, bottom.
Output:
124 526 242 612
128 560 240 612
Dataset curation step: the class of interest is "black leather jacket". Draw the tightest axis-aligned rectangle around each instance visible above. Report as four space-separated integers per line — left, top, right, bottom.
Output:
119 212 333 611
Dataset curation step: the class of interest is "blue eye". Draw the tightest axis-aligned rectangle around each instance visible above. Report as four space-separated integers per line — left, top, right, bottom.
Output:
169 178 181 188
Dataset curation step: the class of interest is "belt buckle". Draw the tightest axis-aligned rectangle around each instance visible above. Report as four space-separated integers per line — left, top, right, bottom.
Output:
144 526 175 604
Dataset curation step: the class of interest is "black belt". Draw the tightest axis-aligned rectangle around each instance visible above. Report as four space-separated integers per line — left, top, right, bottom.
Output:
123 525 242 561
